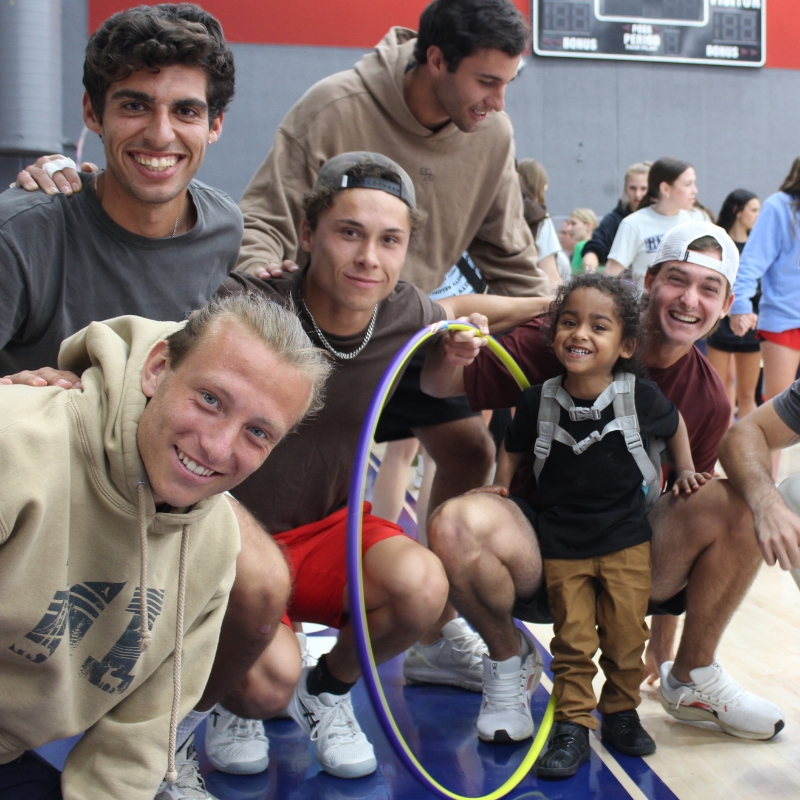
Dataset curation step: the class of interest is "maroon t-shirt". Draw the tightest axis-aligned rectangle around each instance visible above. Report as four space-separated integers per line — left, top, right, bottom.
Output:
464 316 730 475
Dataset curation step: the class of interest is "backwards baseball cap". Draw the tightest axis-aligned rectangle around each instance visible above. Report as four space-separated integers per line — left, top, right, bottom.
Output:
650 220 739 287
314 151 416 209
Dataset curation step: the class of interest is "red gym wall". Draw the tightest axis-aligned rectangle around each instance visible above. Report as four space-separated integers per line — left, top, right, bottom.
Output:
88 0 798 69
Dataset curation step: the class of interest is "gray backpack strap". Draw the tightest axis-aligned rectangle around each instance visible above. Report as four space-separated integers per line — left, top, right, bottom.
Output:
533 376 566 481
611 373 659 488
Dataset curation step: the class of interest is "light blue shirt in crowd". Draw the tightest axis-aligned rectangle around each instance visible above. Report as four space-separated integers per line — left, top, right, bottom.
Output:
731 192 800 332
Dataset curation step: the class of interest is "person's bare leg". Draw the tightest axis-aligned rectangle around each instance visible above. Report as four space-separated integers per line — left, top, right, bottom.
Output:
413 416 495 523
325 537 449 683
734 350 762 420
371 438 419 523
198 499 291 712
647 480 762 683
224 623 302 718
415 447 436 546
414 416 495 639
706 346 735 425
760 340 800 477
427 492 543 661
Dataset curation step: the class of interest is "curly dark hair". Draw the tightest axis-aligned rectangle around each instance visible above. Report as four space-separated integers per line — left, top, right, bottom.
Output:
84 4 235 123
546 272 646 377
414 0 528 72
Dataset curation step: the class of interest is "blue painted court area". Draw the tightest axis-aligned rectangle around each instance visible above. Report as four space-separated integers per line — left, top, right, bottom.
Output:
36 456 681 800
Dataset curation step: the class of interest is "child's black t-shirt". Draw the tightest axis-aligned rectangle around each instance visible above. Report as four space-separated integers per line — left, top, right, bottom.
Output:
504 378 679 560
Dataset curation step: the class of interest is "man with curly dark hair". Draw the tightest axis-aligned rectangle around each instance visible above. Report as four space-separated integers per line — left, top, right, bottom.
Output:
2 3 240 375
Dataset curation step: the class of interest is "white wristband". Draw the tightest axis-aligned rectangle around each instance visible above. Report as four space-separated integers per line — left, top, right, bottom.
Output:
42 157 78 178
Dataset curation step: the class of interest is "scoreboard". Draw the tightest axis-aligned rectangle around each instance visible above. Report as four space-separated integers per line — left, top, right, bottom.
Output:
533 0 765 67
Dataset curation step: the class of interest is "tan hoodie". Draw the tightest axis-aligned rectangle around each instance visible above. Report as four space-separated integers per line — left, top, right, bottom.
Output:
237 27 547 297
0 316 239 799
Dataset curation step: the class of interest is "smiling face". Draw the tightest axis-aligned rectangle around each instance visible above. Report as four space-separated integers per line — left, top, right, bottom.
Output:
644 256 734 349
83 64 222 207
429 47 520 133
660 167 698 211
136 318 313 508
300 187 412 325
552 287 635 385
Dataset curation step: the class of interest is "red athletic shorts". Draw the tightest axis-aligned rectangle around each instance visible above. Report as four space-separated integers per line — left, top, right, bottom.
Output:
275 502 408 630
757 328 800 350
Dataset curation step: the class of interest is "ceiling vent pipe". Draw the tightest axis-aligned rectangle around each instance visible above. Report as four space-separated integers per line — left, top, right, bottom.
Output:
0 0 63 155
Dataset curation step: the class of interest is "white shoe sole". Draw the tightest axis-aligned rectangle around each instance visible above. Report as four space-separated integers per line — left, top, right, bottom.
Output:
206 751 269 775
477 719 534 743
659 695 785 740
320 754 378 779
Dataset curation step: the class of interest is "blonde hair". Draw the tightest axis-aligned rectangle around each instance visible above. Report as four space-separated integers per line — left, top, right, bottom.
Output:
166 292 333 418
622 161 651 204
569 208 598 232
517 158 548 205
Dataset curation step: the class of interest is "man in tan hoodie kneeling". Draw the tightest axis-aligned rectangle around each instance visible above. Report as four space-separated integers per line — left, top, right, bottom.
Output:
0 294 330 800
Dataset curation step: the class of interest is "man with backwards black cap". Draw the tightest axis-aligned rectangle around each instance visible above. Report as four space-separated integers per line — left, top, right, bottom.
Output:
209 151 551 781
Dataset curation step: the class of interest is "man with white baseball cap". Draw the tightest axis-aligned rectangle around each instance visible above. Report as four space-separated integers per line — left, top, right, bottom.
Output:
421 220 786 746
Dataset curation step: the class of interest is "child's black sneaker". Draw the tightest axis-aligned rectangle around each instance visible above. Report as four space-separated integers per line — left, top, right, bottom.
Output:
536 721 590 779
601 709 656 756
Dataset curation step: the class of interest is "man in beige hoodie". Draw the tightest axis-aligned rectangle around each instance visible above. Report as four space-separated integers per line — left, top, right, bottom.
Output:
0 295 329 800
233 0 553 719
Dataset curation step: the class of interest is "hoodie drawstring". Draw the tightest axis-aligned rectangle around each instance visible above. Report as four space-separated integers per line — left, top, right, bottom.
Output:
136 481 190 786
165 523 190 785
137 482 152 652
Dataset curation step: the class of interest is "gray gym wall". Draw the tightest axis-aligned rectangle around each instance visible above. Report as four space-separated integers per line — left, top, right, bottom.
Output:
1 0 796 222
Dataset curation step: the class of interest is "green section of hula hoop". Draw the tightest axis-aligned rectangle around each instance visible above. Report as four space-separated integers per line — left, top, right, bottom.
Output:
355 322 553 800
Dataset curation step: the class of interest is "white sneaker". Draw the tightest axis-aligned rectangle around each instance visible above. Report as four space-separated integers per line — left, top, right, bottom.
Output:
403 618 487 692
155 733 219 799
287 666 377 778
659 660 785 740
205 704 269 775
477 628 543 743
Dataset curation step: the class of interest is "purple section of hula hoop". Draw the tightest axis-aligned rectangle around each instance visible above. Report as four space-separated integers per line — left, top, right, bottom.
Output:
347 323 449 796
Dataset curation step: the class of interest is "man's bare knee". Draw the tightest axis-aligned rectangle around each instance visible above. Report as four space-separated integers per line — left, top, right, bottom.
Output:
225 625 301 718
227 499 291 645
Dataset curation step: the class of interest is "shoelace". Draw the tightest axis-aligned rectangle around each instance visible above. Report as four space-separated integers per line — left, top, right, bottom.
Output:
169 741 209 798
483 667 527 709
312 696 365 744
446 627 488 660
228 714 268 744
676 662 743 709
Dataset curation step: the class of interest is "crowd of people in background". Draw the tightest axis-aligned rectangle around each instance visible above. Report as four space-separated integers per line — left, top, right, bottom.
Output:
513 154 800 437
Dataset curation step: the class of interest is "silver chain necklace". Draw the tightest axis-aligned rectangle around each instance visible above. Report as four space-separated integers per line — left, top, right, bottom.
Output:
299 295 378 360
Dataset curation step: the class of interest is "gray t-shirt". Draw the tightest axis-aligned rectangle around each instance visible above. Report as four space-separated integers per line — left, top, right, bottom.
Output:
774 380 800 434
0 173 243 373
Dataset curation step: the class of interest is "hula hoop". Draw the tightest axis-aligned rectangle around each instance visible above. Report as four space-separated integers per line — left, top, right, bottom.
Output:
347 320 556 800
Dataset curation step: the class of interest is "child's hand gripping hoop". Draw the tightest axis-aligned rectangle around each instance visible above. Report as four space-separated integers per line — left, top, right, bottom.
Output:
347 320 556 800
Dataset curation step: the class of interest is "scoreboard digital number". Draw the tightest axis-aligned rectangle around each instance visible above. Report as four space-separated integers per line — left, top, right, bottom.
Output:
534 0 765 67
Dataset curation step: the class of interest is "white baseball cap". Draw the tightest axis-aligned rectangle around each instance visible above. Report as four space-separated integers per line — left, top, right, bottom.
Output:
650 220 739 287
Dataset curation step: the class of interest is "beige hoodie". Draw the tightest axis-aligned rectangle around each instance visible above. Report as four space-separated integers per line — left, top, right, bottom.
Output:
237 27 547 297
0 316 239 799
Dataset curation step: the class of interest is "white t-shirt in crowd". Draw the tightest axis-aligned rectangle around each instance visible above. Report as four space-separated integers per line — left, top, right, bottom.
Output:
608 206 705 288
536 217 561 260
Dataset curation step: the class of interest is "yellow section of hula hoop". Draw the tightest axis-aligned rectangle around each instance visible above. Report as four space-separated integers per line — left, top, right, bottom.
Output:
358 321 554 800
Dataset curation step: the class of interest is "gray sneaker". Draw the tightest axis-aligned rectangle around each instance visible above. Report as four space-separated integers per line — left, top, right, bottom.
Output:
403 618 487 692
155 733 218 800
